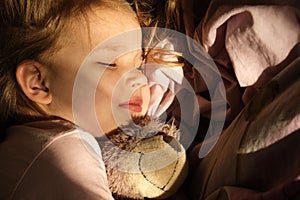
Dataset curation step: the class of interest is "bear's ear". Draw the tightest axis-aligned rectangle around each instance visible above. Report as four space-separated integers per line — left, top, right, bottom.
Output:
16 60 52 105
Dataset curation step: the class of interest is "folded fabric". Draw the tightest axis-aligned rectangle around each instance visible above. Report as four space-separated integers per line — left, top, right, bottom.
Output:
204 178 300 200
198 1 300 86
187 56 300 200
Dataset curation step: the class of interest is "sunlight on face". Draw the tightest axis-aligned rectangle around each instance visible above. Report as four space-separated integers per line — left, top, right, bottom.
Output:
48 6 150 136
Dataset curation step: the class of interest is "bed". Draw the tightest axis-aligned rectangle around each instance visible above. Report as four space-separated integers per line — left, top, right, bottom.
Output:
166 0 300 199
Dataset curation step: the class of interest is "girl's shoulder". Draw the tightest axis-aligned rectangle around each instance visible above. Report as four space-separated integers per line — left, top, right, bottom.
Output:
0 119 111 200
1 119 104 169
2 119 78 154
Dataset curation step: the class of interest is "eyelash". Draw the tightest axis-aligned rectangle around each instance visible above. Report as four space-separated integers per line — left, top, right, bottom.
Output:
97 51 147 70
96 61 117 69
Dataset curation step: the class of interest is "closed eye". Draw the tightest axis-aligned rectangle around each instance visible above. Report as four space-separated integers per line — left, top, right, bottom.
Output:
97 61 117 69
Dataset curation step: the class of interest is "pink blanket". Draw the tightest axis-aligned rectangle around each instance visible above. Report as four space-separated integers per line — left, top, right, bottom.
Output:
183 0 300 86
172 0 300 199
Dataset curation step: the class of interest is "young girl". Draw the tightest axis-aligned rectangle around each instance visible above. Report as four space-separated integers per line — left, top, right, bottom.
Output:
0 0 153 199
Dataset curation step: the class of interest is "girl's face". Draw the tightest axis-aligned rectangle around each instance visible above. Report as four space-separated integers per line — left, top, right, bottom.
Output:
46 6 150 135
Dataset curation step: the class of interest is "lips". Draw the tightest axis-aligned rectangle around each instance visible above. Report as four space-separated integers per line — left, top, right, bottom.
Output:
119 98 143 112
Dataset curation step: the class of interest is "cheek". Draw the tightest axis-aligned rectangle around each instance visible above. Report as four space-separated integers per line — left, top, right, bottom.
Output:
48 69 77 118
94 76 132 133
96 71 119 99
95 71 121 117
94 83 115 132
95 81 114 107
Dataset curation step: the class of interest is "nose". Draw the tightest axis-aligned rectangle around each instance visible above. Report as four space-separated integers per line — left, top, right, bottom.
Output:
125 68 148 89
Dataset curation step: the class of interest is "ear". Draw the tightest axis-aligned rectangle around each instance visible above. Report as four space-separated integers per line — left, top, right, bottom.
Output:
16 60 52 105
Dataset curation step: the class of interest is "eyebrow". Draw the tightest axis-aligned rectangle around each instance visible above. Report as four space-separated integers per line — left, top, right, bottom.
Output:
94 44 129 53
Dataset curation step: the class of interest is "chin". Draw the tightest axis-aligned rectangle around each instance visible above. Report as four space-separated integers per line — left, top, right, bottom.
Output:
130 112 146 120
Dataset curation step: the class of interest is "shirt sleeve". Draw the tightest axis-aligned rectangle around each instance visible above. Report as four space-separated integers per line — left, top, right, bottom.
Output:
11 129 114 200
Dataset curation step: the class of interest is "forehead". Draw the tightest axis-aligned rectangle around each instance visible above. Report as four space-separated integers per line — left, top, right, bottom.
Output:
47 5 142 70
71 6 141 51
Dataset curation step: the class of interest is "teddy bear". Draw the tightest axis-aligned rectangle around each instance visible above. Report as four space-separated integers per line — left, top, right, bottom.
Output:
97 116 188 199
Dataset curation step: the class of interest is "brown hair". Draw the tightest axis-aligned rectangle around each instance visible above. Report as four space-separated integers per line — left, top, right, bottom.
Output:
128 0 185 68
0 0 134 138
0 0 181 139
130 0 183 31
